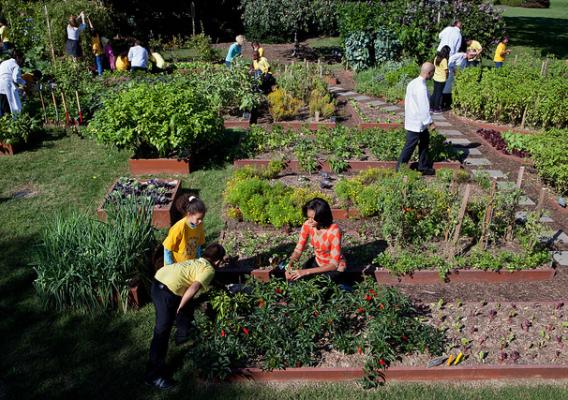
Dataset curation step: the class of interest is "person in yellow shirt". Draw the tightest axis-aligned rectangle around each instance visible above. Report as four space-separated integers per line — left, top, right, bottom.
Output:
251 41 264 58
494 37 511 69
149 48 169 73
0 18 11 53
163 196 207 265
115 52 130 71
252 50 270 75
465 38 483 67
145 243 226 390
87 17 104 76
431 45 449 113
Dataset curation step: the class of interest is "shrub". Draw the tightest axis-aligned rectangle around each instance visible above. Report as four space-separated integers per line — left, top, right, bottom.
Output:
275 62 329 103
0 112 41 145
267 88 303 121
453 61 568 129
86 77 224 158
344 31 373 71
184 34 220 62
34 197 154 313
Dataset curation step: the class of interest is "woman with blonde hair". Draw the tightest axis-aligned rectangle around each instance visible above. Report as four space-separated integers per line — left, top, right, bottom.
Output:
225 34 245 67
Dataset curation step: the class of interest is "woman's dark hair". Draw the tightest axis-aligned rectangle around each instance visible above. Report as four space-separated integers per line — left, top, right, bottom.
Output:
434 45 450 66
203 243 226 264
303 197 333 229
251 41 260 48
186 196 207 216
0 18 7 26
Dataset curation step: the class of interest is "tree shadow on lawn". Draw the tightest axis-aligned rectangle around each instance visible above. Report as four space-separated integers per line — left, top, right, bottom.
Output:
190 129 250 172
504 16 568 58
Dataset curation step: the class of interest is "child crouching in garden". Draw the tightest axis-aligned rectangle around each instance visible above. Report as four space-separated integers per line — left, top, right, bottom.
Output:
163 196 206 265
145 243 226 390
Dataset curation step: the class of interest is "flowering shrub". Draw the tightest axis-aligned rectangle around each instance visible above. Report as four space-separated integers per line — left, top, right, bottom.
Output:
188 277 444 388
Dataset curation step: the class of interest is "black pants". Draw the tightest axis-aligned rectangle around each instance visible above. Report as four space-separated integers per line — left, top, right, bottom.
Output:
303 257 346 284
430 81 445 111
146 281 196 380
131 66 147 73
397 129 430 171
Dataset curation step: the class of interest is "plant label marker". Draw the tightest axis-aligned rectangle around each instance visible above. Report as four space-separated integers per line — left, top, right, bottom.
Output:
516 166 525 189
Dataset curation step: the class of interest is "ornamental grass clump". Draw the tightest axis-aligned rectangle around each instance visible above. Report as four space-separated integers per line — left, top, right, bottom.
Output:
34 197 154 313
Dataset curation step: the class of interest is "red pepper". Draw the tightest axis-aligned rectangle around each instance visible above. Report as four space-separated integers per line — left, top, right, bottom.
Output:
356 307 365 313
242 327 250 335
379 303 385 310
401 335 408 342
357 347 363 354
221 329 226 337
369 289 376 297
313 311 319 317
275 288 283 294
365 295 372 302
379 359 386 366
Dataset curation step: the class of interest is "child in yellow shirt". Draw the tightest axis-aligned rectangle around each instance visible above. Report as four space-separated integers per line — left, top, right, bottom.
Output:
163 196 206 265
494 37 510 69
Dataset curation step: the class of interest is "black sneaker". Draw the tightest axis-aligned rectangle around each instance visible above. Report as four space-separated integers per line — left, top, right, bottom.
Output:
419 168 436 176
145 376 177 390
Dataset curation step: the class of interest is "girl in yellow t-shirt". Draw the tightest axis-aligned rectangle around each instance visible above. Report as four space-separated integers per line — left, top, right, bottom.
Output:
431 45 450 113
163 196 207 265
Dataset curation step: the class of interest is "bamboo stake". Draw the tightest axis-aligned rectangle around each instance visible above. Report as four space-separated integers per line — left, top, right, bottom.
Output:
449 184 471 259
479 180 497 250
75 90 83 125
38 87 48 124
50 90 59 123
60 92 70 126
536 187 546 216
44 5 56 65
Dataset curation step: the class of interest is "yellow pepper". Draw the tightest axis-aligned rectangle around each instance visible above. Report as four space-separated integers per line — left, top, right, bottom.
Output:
454 352 464 365
446 354 455 366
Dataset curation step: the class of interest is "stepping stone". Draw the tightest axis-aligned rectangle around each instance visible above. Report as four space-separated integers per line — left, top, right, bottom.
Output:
552 251 568 267
544 230 568 246
439 129 463 136
368 100 386 107
435 121 452 127
382 105 401 112
353 95 372 101
518 196 536 206
475 169 506 179
498 181 517 190
465 157 492 166
463 148 482 156
515 211 554 223
337 91 357 96
432 114 447 121
445 138 471 145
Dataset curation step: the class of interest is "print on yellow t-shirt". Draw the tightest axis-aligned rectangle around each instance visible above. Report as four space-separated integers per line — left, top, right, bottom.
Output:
494 43 507 62
162 218 206 263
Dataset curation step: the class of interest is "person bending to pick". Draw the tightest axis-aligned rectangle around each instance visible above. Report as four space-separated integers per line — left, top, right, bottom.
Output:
145 243 226 390
396 62 436 176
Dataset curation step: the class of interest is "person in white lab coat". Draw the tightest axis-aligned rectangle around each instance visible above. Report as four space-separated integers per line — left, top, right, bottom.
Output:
396 62 436 176
437 20 462 57
0 50 26 117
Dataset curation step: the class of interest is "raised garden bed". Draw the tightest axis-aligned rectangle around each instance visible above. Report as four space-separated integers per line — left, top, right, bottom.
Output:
0 142 15 156
346 100 403 130
230 365 568 382
128 158 191 175
374 267 555 285
97 177 181 229
233 159 462 173
474 128 534 164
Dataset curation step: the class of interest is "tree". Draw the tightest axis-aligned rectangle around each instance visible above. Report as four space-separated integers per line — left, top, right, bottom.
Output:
241 0 338 54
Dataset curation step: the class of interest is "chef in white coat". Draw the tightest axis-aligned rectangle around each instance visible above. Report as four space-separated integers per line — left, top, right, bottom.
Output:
0 49 26 116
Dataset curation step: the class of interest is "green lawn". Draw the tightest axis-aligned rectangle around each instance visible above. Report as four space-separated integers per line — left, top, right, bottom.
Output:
501 0 568 58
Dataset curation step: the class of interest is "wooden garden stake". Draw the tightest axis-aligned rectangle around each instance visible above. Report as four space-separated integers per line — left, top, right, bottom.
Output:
516 166 525 189
448 184 471 259
514 55 518 65
315 110 320 122
50 90 59 123
60 92 70 127
38 87 48 124
536 187 546 216
318 59 323 77
520 105 528 129
479 180 497 250
44 5 56 65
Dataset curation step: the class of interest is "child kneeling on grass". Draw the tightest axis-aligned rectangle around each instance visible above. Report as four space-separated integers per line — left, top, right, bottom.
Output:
145 243 226 390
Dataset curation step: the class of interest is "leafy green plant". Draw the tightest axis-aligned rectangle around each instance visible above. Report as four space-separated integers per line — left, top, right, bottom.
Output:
355 60 419 102
294 138 319 173
184 33 220 62
34 197 154 313
0 112 41 145
308 88 335 120
187 277 444 386
344 31 373 71
86 77 223 158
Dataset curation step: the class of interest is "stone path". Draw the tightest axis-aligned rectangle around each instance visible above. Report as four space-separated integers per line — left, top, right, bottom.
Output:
329 83 568 265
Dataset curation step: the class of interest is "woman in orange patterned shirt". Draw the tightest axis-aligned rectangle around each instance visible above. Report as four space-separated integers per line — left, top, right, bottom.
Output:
286 198 347 281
